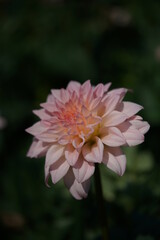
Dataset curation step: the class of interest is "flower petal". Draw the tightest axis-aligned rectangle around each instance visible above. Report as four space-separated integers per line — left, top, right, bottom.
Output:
102 146 126 176
129 117 150 135
72 136 85 149
94 83 104 97
118 122 144 146
26 121 49 136
102 111 127 127
40 102 57 112
46 94 54 102
82 137 104 163
65 144 80 166
33 109 50 120
89 97 102 110
45 144 65 167
51 89 61 99
73 154 95 182
117 101 143 118
50 157 70 184
100 127 126 147
80 80 91 100
99 94 120 117
64 169 90 200
27 139 48 158
86 115 101 127
36 130 58 142
104 82 112 92
67 81 81 95
107 88 128 102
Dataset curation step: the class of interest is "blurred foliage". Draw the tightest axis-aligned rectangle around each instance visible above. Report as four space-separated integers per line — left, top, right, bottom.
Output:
0 0 160 239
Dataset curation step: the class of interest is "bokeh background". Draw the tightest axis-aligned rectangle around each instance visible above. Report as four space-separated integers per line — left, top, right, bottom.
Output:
0 0 160 239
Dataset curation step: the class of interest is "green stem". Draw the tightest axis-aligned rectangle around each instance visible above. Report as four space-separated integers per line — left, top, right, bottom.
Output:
94 164 109 240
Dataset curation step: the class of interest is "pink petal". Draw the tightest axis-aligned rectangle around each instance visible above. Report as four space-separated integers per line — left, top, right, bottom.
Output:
86 115 101 127
58 135 70 145
118 122 144 146
51 89 61 101
81 80 91 92
50 157 70 184
81 105 90 117
36 130 58 142
67 81 81 95
45 144 65 167
117 101 143 118
102 111 127 127
88 97 102 110
104 82 112 92
33 109 50 120
46 94 54 102
94 83 104 97
129 118 150 135
102 146 126 176
60 89 70 103
64 169 90 200
82 137 104 163
65 144 80 166
99 94 121 117
72 136 85 149
107 88 128 102
26 121 48 136
27 139 48 158
73 154 95 182
132 115 143 120
81 80 92 103
40 102 57 112
86 87 94 106
108 87 127 96
100 127 126 147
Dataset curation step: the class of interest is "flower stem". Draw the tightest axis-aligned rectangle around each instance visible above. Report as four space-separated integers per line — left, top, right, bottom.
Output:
94 164 109 240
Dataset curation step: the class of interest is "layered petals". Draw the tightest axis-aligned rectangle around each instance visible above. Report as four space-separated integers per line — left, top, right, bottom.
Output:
100 127 126 147
82 137 104 163
50 157 70 184
26 121 48 136
26 80 149 200
73 154 95 183
45 144 65 167
102 111 127 127
118 122 144 146
103 146 126 176
27 139 48 158
65 144 80 166
129 116 150 134
64 169 90 200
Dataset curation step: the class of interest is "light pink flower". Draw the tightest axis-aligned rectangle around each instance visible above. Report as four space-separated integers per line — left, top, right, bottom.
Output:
26 80 150 199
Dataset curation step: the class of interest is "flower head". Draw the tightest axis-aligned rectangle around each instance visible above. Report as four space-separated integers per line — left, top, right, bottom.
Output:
26 80 150 199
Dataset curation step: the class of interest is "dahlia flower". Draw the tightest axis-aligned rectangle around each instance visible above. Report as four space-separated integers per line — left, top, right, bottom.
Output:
26 80 150 199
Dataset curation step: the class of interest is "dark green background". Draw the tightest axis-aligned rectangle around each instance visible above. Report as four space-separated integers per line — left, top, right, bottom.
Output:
0 0 159 239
